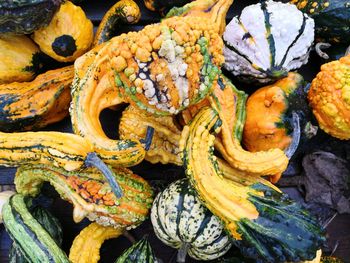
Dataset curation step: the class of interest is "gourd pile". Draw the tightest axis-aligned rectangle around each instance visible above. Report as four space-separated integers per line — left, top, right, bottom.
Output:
0 0 349 262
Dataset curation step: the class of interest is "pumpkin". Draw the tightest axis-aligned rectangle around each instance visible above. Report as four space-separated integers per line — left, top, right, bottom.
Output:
93 0 141 46
9 205 64 263
15 164 153 229
143 0 193 16
0 65 73 132
32 1 93 62
2 194 69 263
151 178 232 262
119 105 182 165
69 223 124 263
179 107 325 262
115 236 158 263
223 1 315 83
0 0 62 34
0 35 41 84
290 0 350 44
0 131 126 198
243 72 307 152
308 54 350 139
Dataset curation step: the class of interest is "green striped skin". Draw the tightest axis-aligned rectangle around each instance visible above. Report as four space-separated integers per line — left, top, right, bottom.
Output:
223 1 314 84
0 0 62 34
9 206 63 263
291 0 350 44
115 237 158 263
181 107 325 262
2 194 69 263
151 179 232 261
15 164 154 229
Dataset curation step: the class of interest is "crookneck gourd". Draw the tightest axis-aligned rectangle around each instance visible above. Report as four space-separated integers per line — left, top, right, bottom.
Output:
2 194 69 263
0 35 41 84
308 54 350 140
179 107 325 262
0 65 73 132
115 236 158 263
69 223 124 263
93 0 141 46
15 164 153 229
0 0 62 34
0 131 127 198
290 0 350 44
9 205 64 263
32 1 93 62
151 178 232 262
70 0 233 166
243 72 307 152
223 1 315 83
119 105 182 165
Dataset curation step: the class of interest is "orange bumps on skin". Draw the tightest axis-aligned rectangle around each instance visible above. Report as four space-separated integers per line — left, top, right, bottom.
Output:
308 55 350 140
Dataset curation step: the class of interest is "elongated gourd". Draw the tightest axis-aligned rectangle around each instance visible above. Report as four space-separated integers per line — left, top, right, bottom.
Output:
2 194 69 263
182 76 290 176
0 65 73 132
119 105 182 165
0 131 124 198
9 205 64 263
69 223 124 263
93 0 141 46
179 107 325 262
15 165 153 228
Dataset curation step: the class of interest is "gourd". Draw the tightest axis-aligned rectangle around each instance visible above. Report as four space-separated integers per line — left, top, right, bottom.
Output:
119 105 182 165
69 223 124 263
9 205 63 263
0 191 15 223
151 178 232 262
32 1 93 62
321 256 344 263
223 1 315 83
2 194 69 263
15 164 153 228
290 0 350 44
179 107 325 262
0 35 41 84
0 0 62 34
115 236 158 263
0 65 73 132
0 131 126 198
93 0 141 46
308 54 350 140
243 72 307 152
143 0 193 16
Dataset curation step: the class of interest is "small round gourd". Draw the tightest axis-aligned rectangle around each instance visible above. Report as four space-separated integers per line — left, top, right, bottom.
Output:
223 1 315 83
308 55 350 140
151 179 232 262
32 1 93 62
0 35 41 84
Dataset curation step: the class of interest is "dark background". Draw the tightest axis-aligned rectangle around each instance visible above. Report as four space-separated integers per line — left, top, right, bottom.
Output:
0 0 349 262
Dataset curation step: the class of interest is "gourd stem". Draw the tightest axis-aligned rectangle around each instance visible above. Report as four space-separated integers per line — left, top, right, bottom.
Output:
140 126 154 151
122 231 136 244
346 45 350 56
85 152 123 198
176 243 190 263
285 112 300 159
315 42 331 59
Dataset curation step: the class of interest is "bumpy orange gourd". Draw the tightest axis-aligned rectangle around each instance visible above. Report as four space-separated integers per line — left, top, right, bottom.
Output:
308 55 350 140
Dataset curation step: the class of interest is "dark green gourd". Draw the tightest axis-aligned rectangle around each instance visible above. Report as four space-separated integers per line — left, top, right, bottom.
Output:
115 237 158 263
